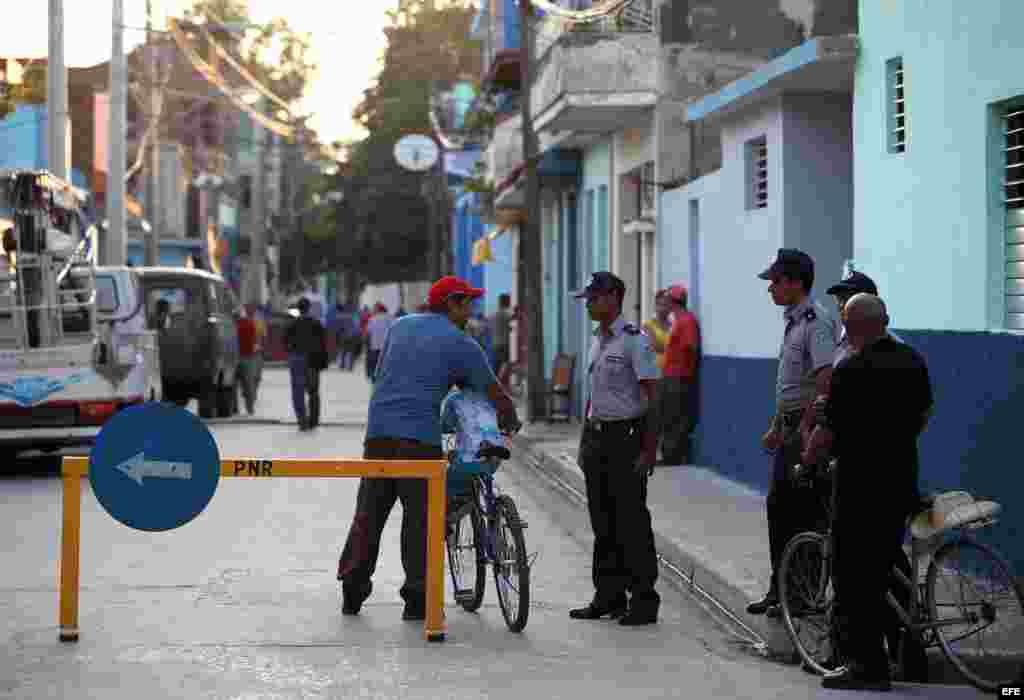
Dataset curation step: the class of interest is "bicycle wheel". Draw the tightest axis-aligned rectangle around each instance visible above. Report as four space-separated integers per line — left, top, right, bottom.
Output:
492 494 530 632
446 501 486 613
925 538 1024 693
779 532 841 674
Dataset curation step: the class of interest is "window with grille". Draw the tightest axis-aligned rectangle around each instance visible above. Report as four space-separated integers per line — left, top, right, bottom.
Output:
1004 105 1024 330
887 58 906 154
745 136 768 210
641 161 655 216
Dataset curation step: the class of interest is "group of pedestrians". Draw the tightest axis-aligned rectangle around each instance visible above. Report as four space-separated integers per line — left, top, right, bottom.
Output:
743 248 933 692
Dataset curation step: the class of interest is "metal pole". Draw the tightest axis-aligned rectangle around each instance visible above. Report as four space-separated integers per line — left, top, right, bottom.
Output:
520 0 545 421
47 0 69 181
143 1 160 267
106 0 127 265
248 122 269 306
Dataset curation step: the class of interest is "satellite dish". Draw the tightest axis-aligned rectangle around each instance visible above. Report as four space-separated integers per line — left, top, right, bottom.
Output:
394 135 440 172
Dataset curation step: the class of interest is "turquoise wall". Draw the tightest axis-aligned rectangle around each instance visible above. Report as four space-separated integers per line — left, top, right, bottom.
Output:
854 0 1024 331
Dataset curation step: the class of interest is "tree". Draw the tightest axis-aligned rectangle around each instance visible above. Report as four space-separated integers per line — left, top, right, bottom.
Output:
1 61 47 120
320 0 480 283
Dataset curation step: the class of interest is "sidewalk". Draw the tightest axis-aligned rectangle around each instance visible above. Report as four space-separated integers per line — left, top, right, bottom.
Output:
509 418 791 656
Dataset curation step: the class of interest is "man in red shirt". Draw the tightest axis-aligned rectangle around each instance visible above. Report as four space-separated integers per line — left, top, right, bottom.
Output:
659 284 700 465
235 306 265 415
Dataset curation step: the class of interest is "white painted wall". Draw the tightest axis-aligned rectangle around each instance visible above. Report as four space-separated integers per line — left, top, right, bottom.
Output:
659 99 787 359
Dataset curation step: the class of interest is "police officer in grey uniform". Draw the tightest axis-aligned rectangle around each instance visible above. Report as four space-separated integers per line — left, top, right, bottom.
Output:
570 272 662 626
747 249 838 616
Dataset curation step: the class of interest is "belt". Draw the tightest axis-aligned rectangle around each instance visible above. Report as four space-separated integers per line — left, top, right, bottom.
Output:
585 415 644 433
780 410 803 429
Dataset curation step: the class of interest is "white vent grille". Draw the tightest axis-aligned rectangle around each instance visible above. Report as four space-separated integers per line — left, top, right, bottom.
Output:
748 138 767 209
887 58 906 154
1007 109 1024 209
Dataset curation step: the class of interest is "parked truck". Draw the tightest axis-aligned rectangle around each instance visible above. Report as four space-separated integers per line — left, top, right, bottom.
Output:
0 170 160 459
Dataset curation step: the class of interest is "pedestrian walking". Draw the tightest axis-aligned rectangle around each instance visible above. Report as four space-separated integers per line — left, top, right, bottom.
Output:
747 249 838 617
570 271 662 626
800 269 926 682
659 284 700 465
490 293 513 374
365 303 391 381
284 297 327 431
337 275 520 620
235 305 264 415
803 293 933 692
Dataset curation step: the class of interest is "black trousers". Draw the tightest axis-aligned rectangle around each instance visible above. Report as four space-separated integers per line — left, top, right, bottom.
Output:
578 417 660 609
833 488 908 678
658 376 693 464
336 438 443 606
766 431 830 592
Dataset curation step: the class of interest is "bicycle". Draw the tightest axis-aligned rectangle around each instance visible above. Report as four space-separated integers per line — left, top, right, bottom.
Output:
778 460 1024 693
440 389 531 633
443 439 532 632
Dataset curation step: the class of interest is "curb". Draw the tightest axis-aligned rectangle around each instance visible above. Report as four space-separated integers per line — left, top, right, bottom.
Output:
511 432 797 661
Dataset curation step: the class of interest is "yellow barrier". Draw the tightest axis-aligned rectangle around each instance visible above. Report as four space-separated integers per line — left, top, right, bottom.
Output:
58 456 449 643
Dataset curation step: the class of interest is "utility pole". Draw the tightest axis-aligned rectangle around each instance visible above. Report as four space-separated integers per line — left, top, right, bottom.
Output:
106 0 127 265
47 0 69 181
520 0 545 421
247 118 270 306
143 0 161 267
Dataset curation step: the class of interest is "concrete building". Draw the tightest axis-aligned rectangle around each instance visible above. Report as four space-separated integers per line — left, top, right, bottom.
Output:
851 0 1024 572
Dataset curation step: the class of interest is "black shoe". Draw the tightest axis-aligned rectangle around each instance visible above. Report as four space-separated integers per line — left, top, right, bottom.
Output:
569 598 628 620
821 667 891 692
402 603 426 621
618 606 658 626
341 582 372 615
801 656 841 675
746 593 779 615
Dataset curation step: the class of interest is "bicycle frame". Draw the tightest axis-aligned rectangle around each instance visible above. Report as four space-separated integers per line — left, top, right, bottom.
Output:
447 470 500 565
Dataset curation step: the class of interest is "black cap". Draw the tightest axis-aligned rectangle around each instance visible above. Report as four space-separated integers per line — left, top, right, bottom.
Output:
826 271 878 297
757 248 814 281
573 271 626 299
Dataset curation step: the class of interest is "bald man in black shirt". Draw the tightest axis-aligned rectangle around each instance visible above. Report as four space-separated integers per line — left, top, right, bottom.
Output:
809 293 933 691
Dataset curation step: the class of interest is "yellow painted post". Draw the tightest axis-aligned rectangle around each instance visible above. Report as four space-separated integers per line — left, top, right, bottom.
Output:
58 457 83 642
425 462 447 642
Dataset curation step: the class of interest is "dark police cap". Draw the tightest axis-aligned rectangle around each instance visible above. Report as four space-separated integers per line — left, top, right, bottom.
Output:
757 248 814 281
826 270 878 297
573 271 626 299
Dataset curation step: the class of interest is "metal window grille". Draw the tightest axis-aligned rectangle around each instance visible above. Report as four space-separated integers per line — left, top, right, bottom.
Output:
888 58 906 153
749 138 767 209
1005 106 1024 330
641 160 655 216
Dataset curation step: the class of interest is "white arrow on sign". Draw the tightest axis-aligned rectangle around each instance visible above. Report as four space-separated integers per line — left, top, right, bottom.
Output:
114 452 193 486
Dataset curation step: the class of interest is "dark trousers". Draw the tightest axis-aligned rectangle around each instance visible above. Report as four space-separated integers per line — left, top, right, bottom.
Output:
336 438 443 606
658 376 693 464
288 354 320 427
578 417 660 610
365 348 381 380
766 428 829 593
493 345 510 374
833 489 908 678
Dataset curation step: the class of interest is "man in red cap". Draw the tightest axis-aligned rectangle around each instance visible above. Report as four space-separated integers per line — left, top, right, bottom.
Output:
337 275 521 621
660 284 701 465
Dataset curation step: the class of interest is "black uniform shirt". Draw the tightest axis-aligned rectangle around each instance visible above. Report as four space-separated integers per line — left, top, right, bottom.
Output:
285 316 326 356
825 336 933 507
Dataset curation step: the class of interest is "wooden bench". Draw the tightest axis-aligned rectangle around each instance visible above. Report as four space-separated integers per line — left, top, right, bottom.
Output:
546 352 576 423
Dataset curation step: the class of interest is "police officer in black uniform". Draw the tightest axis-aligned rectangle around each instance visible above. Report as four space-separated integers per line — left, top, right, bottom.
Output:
569 272 662 626
747 249 838 617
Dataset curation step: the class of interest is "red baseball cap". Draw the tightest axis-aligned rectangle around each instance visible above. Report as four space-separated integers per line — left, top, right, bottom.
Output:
668 284 688 303
428 276 484 307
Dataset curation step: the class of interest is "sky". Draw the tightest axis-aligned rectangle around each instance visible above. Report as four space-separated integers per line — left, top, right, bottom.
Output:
5 0 396 147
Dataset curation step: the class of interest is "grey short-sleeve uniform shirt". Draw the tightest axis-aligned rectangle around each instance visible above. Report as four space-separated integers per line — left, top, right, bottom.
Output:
587 317 659 421
777 297 838 411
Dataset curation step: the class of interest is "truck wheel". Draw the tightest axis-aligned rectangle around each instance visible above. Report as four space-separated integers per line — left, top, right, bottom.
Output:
199 383 217 419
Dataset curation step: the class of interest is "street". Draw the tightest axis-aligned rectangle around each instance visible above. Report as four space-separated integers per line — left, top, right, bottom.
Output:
0 368 978 698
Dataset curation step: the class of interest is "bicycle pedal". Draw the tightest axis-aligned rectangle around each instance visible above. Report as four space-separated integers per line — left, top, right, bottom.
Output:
454 589 475 604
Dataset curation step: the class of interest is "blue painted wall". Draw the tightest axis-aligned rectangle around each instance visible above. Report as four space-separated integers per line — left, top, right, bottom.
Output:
854 0 1024 331
695 329 1024 576
482 229 514 316
126 240 207 269
0 104 88 190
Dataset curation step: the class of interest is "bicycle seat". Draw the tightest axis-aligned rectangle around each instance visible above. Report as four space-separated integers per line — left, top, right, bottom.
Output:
476 441 511 461
910 491 1002 540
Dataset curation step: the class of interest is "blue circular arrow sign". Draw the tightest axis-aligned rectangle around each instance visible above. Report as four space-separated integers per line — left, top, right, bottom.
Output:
89 403 220 532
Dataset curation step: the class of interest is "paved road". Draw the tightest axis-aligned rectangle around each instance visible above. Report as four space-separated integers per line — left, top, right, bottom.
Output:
0 369 984 698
